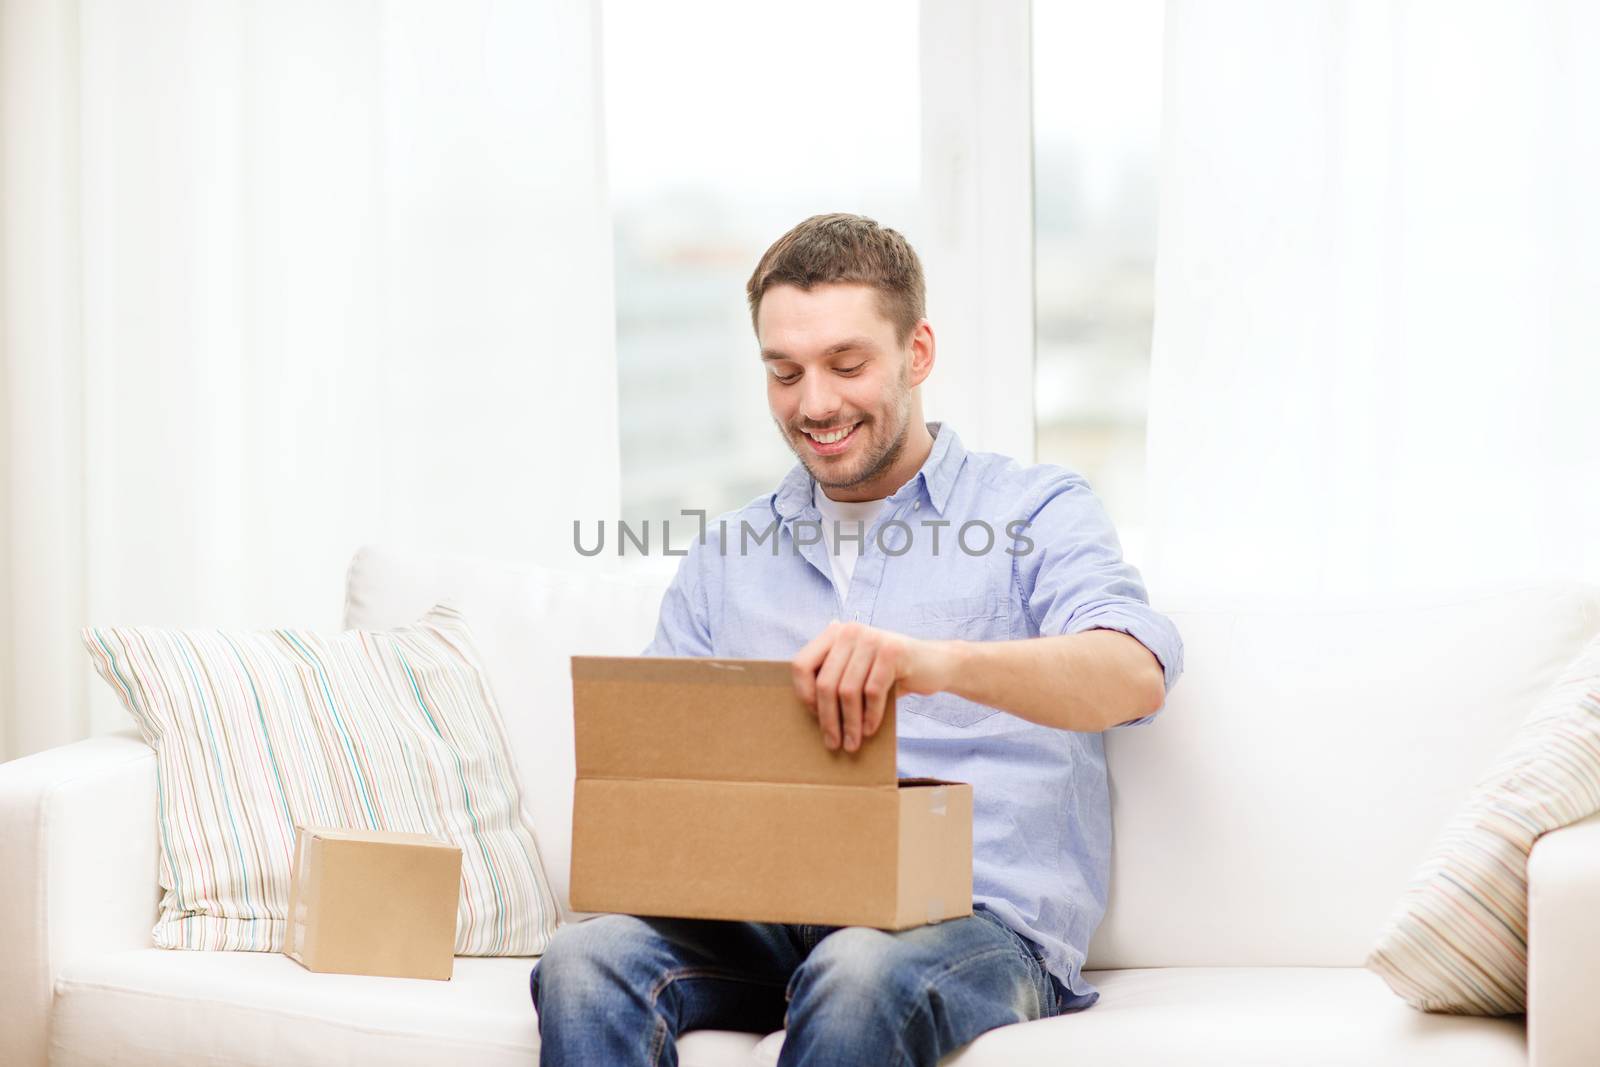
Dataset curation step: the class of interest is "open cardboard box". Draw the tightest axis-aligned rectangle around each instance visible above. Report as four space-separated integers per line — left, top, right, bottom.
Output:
568 656 973 929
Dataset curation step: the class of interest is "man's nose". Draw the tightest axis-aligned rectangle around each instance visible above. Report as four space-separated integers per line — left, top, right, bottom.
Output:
798 375 841 423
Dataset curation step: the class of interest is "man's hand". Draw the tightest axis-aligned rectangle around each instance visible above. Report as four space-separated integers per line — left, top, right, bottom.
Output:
790 621 956 752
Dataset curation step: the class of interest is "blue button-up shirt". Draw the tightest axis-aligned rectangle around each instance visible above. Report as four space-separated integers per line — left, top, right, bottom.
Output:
643 420 1184 1010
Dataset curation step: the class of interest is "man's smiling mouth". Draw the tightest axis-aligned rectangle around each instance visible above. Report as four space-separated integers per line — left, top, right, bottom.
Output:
802 422 860 454
806 422 857 444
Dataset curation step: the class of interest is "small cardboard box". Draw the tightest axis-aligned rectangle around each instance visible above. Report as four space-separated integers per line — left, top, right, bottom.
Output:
569 656 973 928
284 826 462 981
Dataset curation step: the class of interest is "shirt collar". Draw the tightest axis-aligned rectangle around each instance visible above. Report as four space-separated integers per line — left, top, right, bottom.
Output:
772 420 965 522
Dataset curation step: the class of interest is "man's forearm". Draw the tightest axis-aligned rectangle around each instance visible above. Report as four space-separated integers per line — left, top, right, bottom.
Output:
790 621 1168 750
934 630 1166 732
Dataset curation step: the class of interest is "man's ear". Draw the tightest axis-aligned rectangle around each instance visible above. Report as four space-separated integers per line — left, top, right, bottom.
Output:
907 320 935 388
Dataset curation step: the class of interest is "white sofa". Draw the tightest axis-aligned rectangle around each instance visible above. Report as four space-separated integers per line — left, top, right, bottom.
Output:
4 544 1598 1067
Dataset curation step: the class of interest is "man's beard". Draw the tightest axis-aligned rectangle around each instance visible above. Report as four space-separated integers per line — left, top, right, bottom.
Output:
783 378 913 493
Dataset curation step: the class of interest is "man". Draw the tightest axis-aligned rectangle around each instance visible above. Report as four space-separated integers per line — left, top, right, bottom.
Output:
530 213 1184 1066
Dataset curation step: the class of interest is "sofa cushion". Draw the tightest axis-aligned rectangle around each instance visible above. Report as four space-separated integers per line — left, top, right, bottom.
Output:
1367 626 1600 1014
934 967 1524 1067
81 604 557 956
48 949 763 1067
342 546 671 920
1093 583 1600 970
50 952 1522 1067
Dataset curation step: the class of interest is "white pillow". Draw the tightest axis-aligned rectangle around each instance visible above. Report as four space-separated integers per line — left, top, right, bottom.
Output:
82 603 559 956
1367 627 1600 1013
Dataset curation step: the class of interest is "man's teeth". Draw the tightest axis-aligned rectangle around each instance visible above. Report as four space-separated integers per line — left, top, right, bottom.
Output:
807 425 855 445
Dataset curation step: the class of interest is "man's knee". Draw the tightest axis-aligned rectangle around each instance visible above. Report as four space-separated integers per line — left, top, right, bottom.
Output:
532 913 663 1007
788 927 923 1014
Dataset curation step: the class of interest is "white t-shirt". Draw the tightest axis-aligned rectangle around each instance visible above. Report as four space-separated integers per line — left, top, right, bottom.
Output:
813 481 888 603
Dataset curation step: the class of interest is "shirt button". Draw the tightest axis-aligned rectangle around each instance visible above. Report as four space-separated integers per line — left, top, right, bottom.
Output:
913 501 921 510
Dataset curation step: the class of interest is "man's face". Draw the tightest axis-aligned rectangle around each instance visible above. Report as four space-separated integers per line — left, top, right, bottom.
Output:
757 283 916 493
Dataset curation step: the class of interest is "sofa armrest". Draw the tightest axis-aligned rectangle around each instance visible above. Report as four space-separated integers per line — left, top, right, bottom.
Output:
0 730 159 1067
1528 808 1600 1067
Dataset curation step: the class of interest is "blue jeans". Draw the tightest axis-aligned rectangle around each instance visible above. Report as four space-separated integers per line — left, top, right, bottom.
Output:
528 903 1068 1067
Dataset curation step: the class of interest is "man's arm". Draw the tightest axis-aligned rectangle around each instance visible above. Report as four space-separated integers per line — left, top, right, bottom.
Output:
791 470 1182 749
937 628 1166 731
791 623 1164 750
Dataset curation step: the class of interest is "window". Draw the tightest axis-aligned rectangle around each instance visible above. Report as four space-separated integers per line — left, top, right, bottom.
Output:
1032 0 1164 556
602 0 920 546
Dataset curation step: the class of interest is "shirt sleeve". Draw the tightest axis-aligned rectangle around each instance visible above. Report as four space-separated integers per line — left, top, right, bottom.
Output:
641 526 716 658
1013 470 1185 728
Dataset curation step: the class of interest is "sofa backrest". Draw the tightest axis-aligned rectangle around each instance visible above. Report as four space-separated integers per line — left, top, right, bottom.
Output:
1089 583 1600 969
343 546 1599 965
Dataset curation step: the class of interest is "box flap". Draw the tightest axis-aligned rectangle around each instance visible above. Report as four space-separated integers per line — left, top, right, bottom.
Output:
572 655 897 786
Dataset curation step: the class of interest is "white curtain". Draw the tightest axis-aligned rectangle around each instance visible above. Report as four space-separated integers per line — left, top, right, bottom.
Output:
1146 0 1600 601
0 0 619 760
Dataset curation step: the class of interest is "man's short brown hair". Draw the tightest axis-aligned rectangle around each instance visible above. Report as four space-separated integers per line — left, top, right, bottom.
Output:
745 213 926 345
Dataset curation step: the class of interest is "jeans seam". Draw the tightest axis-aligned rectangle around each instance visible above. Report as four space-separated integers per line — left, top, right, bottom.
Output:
1028 953 1057 1017
978 913 1055 1016
1016 946 1053 1015
999 941 1044 1017
891 944 1020 1066
649 1015 668 1067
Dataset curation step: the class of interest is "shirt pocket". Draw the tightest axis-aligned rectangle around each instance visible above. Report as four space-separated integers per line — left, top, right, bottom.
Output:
902 592 1006 628
893 593 1009 728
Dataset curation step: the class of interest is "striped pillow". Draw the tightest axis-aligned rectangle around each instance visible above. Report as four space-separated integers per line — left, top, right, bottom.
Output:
1367 627 1600 1014
82 603 559 956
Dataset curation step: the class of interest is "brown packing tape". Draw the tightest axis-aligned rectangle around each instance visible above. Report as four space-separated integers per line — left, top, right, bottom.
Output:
572 655 899 786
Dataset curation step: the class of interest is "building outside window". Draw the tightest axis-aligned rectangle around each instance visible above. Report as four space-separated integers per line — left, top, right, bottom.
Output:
1032 0 1164 557
604 0 1161 562
603 0 920 549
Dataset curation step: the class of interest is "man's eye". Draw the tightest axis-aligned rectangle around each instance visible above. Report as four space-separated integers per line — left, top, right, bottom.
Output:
836 363 865 375
775 372 800 384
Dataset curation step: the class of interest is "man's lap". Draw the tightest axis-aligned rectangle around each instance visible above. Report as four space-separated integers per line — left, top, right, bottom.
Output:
529 902 1060 1049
